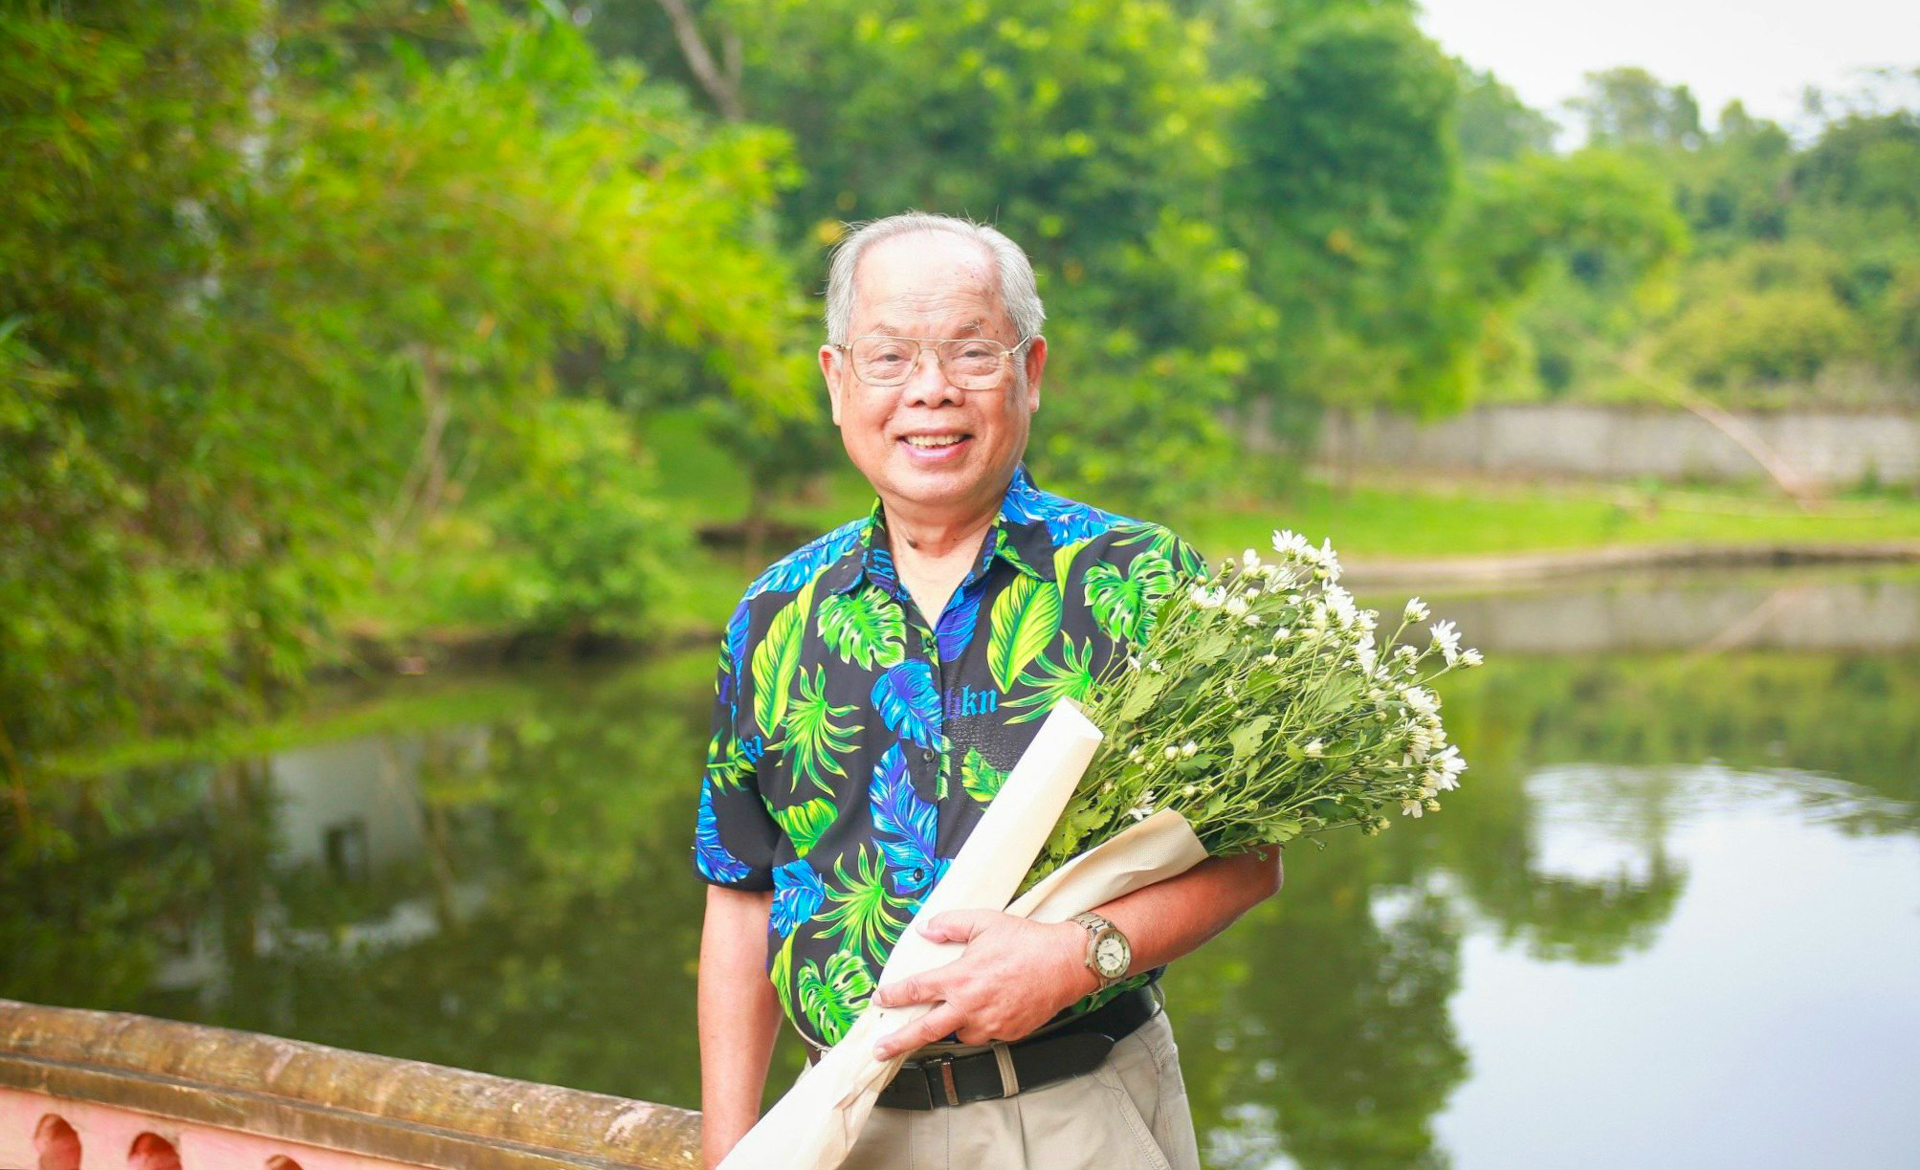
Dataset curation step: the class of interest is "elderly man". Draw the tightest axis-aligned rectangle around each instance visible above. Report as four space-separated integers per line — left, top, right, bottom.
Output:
694 212 1281 1169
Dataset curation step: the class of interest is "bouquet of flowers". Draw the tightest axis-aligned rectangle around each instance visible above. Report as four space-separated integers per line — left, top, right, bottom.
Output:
1027 528 1479 890
719 530 1479 1170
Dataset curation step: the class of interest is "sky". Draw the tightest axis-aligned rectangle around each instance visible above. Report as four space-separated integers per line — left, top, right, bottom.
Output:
1415 0 1920 138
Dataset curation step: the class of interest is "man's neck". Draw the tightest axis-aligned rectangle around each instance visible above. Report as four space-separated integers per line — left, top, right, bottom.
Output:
879 494 1000 626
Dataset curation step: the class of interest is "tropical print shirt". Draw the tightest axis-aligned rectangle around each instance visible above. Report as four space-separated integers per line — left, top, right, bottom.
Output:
692 464 1205 1049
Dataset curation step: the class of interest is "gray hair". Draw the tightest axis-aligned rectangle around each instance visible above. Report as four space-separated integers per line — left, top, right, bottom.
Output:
823 212 1046 346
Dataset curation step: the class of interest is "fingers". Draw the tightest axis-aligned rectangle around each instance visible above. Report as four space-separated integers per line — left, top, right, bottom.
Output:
875 972 940 1009
874 1000 966 1060
917 908 997 943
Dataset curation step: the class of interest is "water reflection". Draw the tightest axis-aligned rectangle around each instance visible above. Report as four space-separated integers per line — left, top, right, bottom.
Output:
5 570 1918 1167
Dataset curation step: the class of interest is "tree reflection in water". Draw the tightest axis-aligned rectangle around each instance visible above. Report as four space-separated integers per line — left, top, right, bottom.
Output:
3 629 1916 1168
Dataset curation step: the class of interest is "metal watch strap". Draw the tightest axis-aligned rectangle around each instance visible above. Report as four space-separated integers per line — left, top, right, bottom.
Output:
1070 910 1124 989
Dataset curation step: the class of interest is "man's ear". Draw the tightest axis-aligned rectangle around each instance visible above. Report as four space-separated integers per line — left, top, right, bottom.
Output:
820 344 845 425
1022 335 1047 415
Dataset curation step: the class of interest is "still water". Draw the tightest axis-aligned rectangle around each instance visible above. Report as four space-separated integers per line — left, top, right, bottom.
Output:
7 567 1918 1169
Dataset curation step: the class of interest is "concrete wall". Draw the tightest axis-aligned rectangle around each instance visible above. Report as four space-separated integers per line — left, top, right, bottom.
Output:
1317 404 1920 487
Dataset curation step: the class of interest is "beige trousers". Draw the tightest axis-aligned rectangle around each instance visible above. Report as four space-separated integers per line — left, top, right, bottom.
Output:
835 1012 1201 1170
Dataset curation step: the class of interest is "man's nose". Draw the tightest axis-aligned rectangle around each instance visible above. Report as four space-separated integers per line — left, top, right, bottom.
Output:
900 347 965 406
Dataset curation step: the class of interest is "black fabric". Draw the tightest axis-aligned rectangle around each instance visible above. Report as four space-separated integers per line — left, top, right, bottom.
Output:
869 985 1161 1111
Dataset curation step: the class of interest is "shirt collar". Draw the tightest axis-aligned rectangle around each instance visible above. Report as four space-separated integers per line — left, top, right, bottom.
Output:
819 464 1057 597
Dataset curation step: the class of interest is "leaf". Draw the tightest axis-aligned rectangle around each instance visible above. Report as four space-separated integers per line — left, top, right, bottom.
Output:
770 857 826 934
1004 637 1096 724
988 573 1062 691
1086 548 1174 646
782 665 860 795
961 747 1009 804
1052 538 1090 594
1228 715 1274 768
751 577 815 738
870 661 941 748
1116 670 1169 722
936 586 980 662
770 798 837 857
817 585 906 670
1318 672 1361 715
1192 631 1231 664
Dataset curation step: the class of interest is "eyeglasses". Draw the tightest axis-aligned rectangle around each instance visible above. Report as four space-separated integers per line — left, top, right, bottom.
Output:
836 334 1035 390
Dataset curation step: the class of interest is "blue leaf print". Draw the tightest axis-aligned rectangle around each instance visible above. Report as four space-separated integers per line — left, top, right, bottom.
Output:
869 745 947 898
1001 470 1128 544
695 784 752 884
871 661 941 748
1042 502 1120 545
748 520 863 599
721 599 750 706
771 858 826 937
1000 467 1050 524
938 586 981 662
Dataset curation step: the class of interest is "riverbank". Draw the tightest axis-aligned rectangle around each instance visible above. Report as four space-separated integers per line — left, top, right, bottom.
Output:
335 441 1920 667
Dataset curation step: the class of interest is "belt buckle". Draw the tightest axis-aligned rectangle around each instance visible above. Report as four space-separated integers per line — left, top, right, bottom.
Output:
924 1053 961 1107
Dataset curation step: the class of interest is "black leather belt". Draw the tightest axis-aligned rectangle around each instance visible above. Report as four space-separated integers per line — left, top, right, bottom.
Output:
827 985 1160 1111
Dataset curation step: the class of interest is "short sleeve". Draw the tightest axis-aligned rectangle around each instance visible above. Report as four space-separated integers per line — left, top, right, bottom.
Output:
1097 522 1209 654
691 600 779 890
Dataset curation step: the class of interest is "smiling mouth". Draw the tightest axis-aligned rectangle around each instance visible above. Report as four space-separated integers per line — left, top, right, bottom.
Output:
901 434 970 450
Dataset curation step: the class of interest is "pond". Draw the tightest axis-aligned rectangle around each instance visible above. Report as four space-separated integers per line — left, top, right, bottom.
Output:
7 565 1918 1169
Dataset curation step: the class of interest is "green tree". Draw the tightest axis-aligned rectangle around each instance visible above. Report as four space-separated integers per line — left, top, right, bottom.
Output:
1569 65 1705 149
0 2 801 789
1455 64 1558 163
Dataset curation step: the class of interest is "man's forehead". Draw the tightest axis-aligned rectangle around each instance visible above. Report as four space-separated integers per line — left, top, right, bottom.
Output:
851 232 1008 330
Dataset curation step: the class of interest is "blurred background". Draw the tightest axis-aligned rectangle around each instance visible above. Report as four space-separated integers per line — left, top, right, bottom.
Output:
3 1 1917 1167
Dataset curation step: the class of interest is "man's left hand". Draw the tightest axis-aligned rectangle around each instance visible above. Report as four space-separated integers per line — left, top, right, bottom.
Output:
870 910 1094 1059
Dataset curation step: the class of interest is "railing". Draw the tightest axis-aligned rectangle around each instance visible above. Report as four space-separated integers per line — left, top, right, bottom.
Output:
0 1000 699 1170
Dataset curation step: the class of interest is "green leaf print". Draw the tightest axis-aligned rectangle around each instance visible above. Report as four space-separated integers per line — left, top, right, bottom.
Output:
988 573 1062 692
771 934 800 1032
796 951 875 1045
704 729 749 789
1051 539 1090 596
1085 548 1174 646
1113 523 1202 577
816 586 906 670
751 577 816 739
961 747 1009 804
995 526 1044 580
1004 636 1097 724
781 664 861 795
818 845 911 955
770 798 837 857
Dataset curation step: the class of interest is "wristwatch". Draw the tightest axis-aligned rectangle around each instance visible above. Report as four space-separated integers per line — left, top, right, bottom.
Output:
1070 911 1132 990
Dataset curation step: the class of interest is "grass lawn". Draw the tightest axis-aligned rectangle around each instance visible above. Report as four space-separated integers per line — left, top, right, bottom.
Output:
1168 474 1920 562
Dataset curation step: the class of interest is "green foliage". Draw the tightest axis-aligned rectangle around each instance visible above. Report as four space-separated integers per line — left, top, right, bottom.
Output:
1 1 800 767
1569 66 1704 148
1455 64 1558 162
439 398 687 642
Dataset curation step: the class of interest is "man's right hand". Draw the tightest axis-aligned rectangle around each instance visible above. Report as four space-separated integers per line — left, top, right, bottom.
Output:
697 885 781 1169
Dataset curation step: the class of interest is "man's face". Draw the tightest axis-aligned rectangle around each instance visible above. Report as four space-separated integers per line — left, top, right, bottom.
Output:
819 231 1046 523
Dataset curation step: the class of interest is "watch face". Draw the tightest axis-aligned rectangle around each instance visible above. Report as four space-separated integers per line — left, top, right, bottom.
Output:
1095 934 1129 977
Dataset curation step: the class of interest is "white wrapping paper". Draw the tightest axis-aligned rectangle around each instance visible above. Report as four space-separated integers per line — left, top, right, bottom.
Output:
718 699 1210 1169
